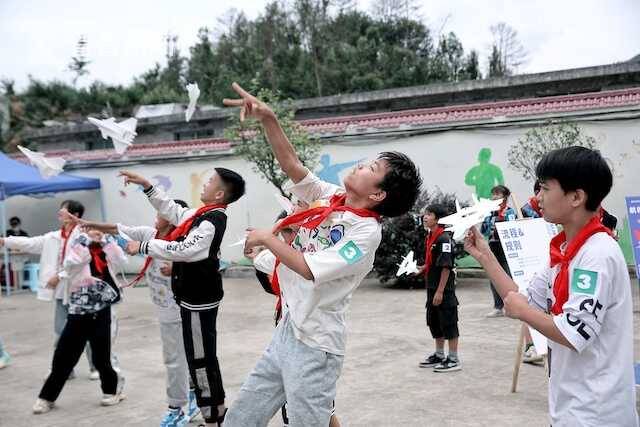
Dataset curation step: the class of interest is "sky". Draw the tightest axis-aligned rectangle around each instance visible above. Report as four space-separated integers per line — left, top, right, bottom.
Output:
1 0 639 90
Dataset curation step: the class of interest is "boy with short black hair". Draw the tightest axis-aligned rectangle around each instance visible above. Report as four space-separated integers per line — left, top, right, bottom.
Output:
222 83 421 426
465 146 638 425
120 167 245 427
416 204 460 372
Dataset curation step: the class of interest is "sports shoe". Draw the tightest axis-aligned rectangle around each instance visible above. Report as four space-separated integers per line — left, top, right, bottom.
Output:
0 352 11 369
101 375 126 406
418 353 445 368
186 389 201 421
32 398 54 414
523 345 544 365
160 407 189 427
88 369 100 381
486 308 505 318
433 357 462 372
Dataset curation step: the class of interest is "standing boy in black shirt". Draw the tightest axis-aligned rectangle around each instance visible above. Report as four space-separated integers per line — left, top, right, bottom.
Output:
416 203 460 372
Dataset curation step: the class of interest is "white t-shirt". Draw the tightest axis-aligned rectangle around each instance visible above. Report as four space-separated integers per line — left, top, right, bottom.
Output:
264 172 381 355
118 224 181 323
528 232 638 426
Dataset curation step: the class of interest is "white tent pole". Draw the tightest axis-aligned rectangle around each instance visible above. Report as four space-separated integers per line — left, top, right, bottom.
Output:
99 188 107 222
1 196 11 297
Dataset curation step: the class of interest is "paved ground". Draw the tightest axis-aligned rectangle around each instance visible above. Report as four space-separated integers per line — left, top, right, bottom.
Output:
1 276 638 427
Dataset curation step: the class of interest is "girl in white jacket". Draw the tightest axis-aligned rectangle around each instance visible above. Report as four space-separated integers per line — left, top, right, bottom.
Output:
32 229 128 414
0 201 123 379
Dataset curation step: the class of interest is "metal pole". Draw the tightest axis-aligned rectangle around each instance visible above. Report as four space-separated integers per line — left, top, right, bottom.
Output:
99 187 107 222
1 193 11 297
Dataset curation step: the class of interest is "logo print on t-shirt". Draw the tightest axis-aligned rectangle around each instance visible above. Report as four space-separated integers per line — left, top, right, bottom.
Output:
571 268 598 295
339 241 363 264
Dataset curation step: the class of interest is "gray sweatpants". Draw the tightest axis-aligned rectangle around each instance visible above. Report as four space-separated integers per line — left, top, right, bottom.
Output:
54 299 120 371
224 314 343 427
159 320 190 408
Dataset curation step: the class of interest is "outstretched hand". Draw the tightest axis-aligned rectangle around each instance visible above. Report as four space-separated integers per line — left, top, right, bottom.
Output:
119 170 151 190
222 82 274 122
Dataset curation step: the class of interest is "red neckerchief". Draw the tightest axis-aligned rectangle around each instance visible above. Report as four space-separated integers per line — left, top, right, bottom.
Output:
165 203 227 241
127 228 172 288
549 215 612 315
496 200 508 221
127 203 226 287
529 197 542 216
270 193 381 309
60 224 76 266
423 226 445 278
274 193 380 232
89 243 108 276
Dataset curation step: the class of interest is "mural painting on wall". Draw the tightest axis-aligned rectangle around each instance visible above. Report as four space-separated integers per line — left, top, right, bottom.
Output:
119 175 173 198
464 148 505 199
315 154 363 186
191 169 214 208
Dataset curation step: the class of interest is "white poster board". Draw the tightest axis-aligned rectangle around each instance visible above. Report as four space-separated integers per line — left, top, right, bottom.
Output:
495 218 559 355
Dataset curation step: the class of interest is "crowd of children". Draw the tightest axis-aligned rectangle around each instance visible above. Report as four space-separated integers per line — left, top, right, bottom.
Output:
0 82 637 427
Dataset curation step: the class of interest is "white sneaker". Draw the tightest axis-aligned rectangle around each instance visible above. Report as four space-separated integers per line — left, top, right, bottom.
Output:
32 398 54 414
88 370 100 381
100 392 126 406
523 346 544 364
101 375 126 406
486 308 505 318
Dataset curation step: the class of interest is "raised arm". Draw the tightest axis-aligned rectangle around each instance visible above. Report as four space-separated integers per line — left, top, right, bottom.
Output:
119 170 190 226
0 234 48 254
223 83 308 184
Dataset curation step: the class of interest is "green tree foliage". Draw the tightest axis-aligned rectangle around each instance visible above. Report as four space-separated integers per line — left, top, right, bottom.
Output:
224 84 320 196
507 122 598 181
5 1 505 149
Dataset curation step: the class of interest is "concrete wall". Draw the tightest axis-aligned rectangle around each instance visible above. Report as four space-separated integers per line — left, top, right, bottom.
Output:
6 117 640 271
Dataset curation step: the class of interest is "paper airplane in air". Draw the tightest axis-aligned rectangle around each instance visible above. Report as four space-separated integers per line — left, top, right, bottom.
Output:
438 194 503 241
17 145 66 179
396 250 420 276
185 83 200 122
87 117 137 154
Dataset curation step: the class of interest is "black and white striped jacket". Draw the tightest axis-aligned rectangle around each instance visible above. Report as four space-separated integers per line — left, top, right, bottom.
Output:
140 186 227 311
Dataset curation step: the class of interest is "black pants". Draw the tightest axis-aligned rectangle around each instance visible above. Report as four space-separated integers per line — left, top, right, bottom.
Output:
489 241 511 309
40 306 117 402
180 307 225 423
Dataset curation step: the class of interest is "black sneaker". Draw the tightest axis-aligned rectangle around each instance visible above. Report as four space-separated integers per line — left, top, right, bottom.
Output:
419 353 445 368
433 357 461 372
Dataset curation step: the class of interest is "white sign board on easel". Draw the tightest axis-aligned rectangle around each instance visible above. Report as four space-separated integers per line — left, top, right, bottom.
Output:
495 218 559 355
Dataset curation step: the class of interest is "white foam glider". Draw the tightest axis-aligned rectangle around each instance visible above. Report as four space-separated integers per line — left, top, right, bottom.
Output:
17 145 66 178
185 83 200 122
87 117 137 154
396 250 420 276
228 236 247 248
438 194 503 241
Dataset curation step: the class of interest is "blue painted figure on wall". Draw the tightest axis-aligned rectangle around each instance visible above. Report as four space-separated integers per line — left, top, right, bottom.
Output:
316 154 361 185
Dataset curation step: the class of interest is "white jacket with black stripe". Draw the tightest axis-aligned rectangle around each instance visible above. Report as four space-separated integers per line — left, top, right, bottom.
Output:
138 186 227 311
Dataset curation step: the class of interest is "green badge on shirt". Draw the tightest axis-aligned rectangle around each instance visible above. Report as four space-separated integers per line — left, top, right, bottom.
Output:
571 268 598 295
339 240 363 265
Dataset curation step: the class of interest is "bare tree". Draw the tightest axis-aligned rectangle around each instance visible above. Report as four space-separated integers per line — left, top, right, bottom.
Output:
488 22 527 76
507 122 598 181
370 0 421 22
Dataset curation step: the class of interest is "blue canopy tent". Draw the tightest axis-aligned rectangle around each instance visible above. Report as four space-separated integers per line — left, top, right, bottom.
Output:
0 152 104 296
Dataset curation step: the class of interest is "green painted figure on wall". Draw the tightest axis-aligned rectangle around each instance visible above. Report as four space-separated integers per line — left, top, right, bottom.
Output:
465 148 505 199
